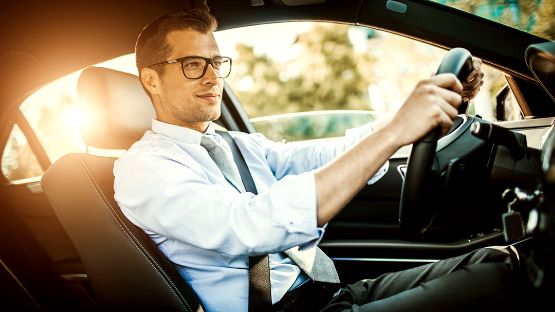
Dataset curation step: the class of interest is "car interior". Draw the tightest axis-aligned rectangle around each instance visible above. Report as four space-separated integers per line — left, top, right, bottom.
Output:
1 0 554 311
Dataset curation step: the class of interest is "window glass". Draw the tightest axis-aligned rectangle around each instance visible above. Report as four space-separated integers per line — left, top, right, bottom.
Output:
2 55 137 181
216 22 522 142
18 54 138 163
433 0 554 41
2 124 43 181
2 21 525 181
19 72 86 162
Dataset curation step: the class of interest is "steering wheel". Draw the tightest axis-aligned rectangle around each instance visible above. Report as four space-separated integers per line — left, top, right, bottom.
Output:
399 48 474 240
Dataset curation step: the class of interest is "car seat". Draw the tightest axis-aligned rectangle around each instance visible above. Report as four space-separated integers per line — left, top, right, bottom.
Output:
41 66 204 311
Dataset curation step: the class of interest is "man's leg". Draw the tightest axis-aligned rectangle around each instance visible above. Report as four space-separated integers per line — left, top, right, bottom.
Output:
320 246 527 312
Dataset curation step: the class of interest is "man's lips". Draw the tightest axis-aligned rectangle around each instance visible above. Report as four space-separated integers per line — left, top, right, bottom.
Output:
197 93 220 98
196 93 220 103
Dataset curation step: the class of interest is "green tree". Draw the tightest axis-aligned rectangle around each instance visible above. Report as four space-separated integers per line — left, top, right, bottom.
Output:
534 0 555 40
228 23 375 119
441 0 554 40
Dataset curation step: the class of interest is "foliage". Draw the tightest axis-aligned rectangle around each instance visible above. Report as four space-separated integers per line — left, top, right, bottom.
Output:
228 24 375 118
535 0 555 40
440 0 554 40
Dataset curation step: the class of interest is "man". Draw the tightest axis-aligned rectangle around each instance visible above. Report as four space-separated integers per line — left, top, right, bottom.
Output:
114 3 526 312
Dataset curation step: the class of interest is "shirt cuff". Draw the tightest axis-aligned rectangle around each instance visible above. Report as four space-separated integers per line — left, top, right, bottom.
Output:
299 223 327 251
271 171 319 245
368 160 389 185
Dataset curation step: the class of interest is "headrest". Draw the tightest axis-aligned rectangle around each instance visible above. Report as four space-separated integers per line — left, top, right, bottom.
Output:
77 66 155 150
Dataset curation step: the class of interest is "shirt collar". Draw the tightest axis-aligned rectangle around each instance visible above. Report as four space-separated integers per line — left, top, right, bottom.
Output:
151 119 216 145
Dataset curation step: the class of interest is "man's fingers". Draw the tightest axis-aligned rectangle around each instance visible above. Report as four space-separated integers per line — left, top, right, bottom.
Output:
463 75 482 89
430 105 455 136
433 85 462 112
467 57 483 82
462 81 483 97
461 79 484 100
438 97 459 119
466 69 484 84
472 57 482 71
430 73 463 93
460 58 484 101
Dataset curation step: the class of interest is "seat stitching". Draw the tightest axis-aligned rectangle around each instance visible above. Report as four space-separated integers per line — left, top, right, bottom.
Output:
73 154 192 311
72 154 193 312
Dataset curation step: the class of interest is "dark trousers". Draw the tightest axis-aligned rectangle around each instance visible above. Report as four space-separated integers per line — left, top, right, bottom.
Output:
276 247 531 312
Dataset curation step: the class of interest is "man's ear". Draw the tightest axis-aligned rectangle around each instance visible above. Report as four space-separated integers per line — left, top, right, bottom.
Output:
140 67 161 95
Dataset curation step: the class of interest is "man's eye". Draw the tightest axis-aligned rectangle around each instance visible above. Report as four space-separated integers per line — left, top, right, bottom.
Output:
184 61 201 69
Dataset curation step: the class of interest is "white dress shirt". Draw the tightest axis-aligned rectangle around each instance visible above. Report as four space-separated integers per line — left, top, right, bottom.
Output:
114 119 388 312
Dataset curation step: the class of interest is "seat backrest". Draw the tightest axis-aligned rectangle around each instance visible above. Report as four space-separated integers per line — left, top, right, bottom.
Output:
41 67 203 311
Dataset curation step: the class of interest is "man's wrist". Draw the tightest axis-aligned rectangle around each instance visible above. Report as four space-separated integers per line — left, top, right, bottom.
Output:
371 123 404 153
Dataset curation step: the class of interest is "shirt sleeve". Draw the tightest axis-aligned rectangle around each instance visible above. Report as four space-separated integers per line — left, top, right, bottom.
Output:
114 150 320 257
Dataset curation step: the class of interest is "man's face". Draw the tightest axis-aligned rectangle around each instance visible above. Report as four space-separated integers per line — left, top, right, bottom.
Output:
153 29 224 131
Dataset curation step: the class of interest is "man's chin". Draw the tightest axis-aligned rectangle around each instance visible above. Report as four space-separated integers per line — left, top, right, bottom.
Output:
201 108 221 123
209 111 222 122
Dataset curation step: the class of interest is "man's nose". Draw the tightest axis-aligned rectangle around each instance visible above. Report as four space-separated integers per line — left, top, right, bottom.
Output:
202 64 219 82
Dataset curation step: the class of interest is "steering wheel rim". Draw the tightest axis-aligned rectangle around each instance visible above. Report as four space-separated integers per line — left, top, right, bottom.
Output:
399 47 474 240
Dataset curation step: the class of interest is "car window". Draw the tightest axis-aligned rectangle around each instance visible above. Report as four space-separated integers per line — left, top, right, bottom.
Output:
1 56 137 182
19 72 85 163
215 22 522 143
432 0 554 41
1 22 523 182
2 124 43 181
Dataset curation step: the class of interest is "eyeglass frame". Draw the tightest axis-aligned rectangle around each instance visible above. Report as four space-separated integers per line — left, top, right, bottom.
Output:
147 55 233 79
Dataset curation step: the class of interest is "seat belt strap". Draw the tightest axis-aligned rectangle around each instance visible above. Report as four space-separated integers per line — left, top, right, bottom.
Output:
218 130 272 312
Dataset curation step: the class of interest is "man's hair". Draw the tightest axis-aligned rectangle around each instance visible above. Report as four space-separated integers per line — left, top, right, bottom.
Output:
135 2 217 76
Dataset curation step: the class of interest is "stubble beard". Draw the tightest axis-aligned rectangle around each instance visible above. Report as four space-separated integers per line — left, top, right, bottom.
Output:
178 105 221 124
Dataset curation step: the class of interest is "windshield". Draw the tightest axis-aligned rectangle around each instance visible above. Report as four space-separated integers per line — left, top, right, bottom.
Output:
432 0 554 40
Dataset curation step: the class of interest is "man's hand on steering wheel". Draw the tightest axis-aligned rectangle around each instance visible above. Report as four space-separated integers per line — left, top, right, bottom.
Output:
396 50 484 240
461 57 485 102
384 73 463 148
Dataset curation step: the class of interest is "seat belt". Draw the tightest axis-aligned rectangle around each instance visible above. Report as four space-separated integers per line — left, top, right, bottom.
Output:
218 131 272 312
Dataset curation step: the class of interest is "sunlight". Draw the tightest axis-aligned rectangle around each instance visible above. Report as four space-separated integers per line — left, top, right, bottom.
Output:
64 106 84 131
13 54 137 174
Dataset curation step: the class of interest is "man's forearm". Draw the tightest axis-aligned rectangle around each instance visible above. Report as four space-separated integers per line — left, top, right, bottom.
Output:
314 127 401 226
314 73 473 226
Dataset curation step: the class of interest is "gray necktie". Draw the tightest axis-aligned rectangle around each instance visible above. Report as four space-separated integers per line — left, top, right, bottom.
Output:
201 134 246 193
284 246 340 284
200 133 340 284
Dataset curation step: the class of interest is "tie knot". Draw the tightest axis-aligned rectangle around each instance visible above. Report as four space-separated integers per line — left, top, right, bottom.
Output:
200 134 218 151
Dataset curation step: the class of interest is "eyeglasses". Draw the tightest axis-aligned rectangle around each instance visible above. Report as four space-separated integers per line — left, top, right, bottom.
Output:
148 56 232 79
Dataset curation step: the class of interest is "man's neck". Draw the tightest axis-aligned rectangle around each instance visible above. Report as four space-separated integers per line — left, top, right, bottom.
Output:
159 117 210 133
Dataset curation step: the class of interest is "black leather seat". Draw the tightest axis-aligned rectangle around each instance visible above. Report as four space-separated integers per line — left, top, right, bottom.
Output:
41 66 204 311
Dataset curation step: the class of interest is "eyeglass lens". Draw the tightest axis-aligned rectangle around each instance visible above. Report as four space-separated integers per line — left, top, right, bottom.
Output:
182 57 231 79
